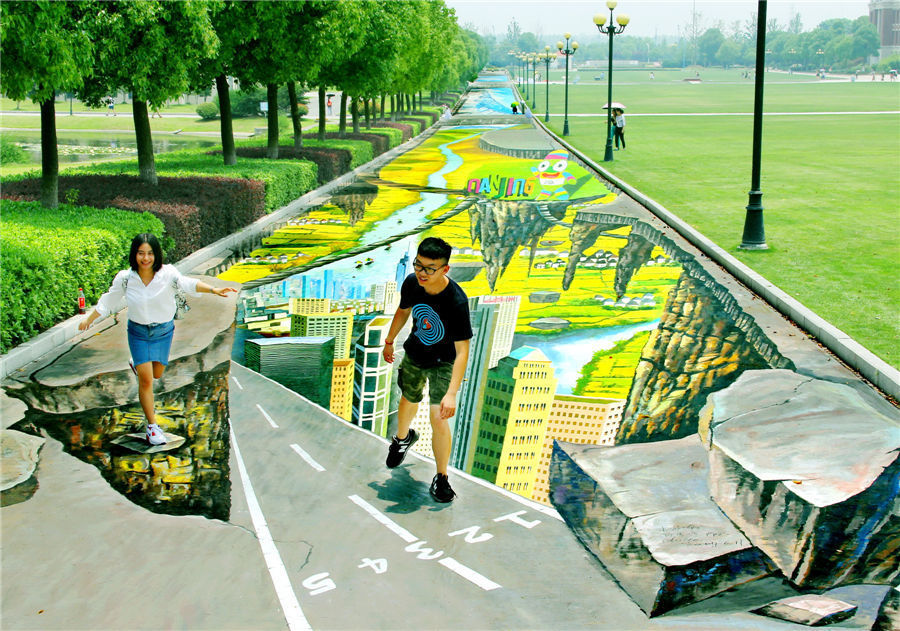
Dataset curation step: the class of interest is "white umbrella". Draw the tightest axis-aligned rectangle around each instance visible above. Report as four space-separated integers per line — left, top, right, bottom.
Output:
602 102 626 110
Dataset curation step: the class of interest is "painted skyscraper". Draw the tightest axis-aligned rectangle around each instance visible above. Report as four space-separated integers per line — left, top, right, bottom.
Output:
452 294 521 470
531 394 626 504
470 346 557 500
244 337 335 409
291 308 354 360
352 316 393 437
330 358 355 421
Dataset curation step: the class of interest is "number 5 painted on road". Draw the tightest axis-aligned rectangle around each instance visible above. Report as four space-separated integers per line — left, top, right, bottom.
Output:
302 572 336 596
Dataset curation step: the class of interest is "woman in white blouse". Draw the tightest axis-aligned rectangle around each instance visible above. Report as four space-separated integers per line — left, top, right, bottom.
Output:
79 233 236 445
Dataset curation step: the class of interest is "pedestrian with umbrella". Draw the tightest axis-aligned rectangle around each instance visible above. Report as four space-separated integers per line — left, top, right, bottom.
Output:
604 102 627 151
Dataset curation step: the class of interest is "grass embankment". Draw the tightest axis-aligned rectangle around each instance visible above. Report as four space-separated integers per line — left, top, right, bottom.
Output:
532 70 900 369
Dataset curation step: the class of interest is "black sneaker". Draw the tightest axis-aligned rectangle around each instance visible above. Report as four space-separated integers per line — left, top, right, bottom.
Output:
430 473 456 503
386 429 418 468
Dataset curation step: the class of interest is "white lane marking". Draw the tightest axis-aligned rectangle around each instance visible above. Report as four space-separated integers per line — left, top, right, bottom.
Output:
439 557 502 591
348 494 417 543
348 494 502 591
231 376 243 390
230 428 310 631
257 404 279 428
290 443 325 472
232 362 562 521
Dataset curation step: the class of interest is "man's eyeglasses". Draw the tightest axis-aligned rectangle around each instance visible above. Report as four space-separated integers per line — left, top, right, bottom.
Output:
413 260 442 276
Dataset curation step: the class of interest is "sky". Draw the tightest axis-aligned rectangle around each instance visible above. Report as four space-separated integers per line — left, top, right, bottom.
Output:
446 1 872 39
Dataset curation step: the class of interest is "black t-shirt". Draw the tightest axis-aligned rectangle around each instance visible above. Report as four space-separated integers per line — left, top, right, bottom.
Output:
399 273 473 368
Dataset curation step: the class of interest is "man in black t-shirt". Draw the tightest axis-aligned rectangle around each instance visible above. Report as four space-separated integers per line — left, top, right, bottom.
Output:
382 237 472 502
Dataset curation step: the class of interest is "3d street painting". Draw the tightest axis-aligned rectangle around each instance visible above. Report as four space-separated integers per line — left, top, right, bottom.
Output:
4 75 898 626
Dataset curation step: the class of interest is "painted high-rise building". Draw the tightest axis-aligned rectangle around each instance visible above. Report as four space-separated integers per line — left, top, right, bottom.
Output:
370 281 399 314
244 337 335 409
409 381 434 458
480 295 520 369
396 251 411 286
451 297 500 470
330 358 355 421
531 394 626 505
470 346 556 500
291 310 354 360
290 297 331 315
352 316 393 436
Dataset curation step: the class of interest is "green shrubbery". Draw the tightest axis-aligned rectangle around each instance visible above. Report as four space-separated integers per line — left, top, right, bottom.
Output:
299 137 373 168
196 102 219 120
0 136 28 164
0 200 164 353
62 149 318 211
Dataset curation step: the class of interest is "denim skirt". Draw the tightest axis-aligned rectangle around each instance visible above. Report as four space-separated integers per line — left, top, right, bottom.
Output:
127 320 175 366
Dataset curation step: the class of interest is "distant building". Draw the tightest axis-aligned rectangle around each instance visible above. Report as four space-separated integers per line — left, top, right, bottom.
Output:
290 297 332 315
531 394 626 504
370 281 399 314
870 1 900 59
330 358 355 421
470 346 557 501
352 316 393 437
244 337 334 409
291 310 354 359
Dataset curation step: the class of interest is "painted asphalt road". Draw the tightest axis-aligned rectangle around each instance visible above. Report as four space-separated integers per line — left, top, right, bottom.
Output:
227 362 806 631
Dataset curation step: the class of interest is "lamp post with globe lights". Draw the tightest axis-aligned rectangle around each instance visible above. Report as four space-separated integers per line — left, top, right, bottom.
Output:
557 33 578 136
542 46 552 122
593 2 629 161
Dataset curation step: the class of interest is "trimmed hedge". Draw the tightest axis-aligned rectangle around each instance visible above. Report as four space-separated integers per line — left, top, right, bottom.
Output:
56 150 318 211
2 174 267 261
370 121 412 147
221 145 352 184
300 137 373 169
0 200 164 353
412 110 439 124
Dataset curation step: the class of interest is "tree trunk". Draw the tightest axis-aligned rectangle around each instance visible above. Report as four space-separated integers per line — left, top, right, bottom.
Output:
406 93 412 112
364 98 371 129
390 94 396 121
216 74 236 166
132 99 157 185
338 92 348 138
287 81 302 150
39 99 58 208
266 83 279 159
318 85 326 142
380 94 386 121
351 96 360 134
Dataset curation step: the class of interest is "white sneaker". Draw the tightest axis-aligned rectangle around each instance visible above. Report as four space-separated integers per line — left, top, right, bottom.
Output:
146 423 167 445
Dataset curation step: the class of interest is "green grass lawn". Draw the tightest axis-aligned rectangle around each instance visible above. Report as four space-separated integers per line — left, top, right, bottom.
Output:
538 74 900 370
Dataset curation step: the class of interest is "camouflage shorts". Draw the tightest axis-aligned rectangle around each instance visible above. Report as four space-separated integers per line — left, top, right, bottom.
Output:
398 354 452 405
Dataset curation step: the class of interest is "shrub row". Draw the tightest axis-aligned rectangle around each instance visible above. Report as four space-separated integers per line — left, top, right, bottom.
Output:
372 122 413 143
2 174 266 261
222 145 352 184
0 200 164 353
59 150 318 211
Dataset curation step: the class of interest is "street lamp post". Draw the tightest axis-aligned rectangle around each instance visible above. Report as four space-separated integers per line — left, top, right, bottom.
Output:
557 33 578 136
740 0 769 250
530 54 538 109
594 2 629 162
520 54 529 100
543 46 552 122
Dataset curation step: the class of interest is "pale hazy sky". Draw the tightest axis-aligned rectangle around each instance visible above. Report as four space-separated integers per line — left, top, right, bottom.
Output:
447 1 872 39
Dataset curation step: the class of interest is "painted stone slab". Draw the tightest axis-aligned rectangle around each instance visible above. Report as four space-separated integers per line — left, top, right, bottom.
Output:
0 429 45 491
752 594 857 626
110 432 186 454
701 369 900 588
549 435 772 616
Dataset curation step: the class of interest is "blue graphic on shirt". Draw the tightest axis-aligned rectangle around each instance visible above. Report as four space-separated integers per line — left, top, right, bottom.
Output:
412 304 445 346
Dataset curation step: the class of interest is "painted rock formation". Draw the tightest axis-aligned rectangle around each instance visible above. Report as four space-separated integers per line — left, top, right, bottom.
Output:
701 369 900 589
550 436 773 616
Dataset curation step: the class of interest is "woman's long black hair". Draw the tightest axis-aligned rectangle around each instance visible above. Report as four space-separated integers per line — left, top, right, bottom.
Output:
128 233 164 272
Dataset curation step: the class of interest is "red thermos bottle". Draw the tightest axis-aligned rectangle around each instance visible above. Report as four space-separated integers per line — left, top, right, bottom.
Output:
78 288 86 314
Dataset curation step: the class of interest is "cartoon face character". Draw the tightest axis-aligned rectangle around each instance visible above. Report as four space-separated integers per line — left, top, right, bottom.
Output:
534 150 570 188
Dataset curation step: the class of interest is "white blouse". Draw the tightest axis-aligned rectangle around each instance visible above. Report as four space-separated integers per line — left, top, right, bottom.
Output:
95 264 200 325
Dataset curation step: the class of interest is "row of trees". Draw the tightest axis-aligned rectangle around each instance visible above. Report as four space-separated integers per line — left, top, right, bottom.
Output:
485 14 881 72
0 0 488 208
